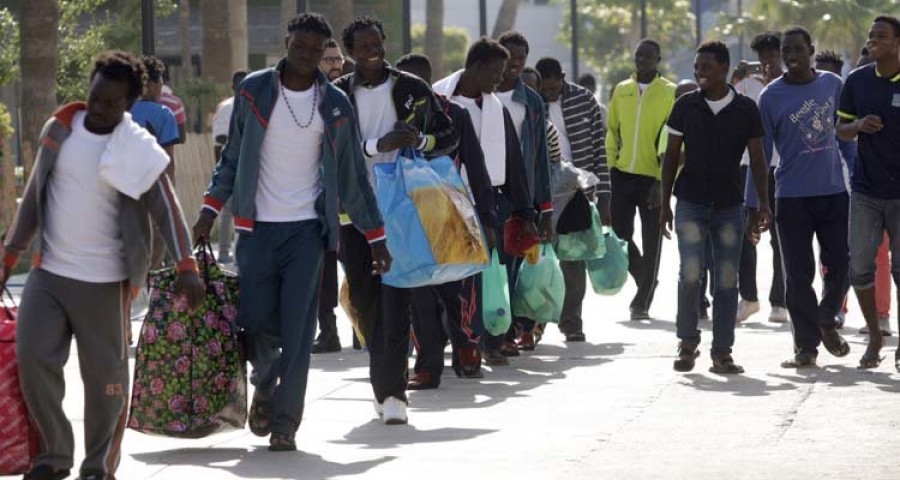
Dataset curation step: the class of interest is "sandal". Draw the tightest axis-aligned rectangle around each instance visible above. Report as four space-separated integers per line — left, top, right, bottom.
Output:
858 348 885 370
820 327 850 358
709 354 745 374
24 465 71 480
249 393 271 437
781 352 817 369
268 432 297 452
673 343 699 372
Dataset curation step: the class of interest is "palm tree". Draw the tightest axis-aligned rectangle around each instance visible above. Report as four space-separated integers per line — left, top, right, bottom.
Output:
492 0 520 38
19 0 59 178
229 0 248 71
201 0 233 85
425 0 445 78
179 0 192 80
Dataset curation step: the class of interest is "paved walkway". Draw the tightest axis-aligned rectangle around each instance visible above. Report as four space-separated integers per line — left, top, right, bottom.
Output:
4 236 900 480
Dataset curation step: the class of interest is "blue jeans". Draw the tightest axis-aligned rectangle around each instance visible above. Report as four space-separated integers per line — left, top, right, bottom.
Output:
236 220 324 435
675 200 745 356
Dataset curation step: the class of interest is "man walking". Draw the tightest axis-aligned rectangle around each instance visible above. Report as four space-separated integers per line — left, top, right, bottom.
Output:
335 16 458 424
606 39 675 320
837 15 900 369
535 56 611 341
193 13 390 449
749 27 851 368
1 50 204 480
660 41 770 374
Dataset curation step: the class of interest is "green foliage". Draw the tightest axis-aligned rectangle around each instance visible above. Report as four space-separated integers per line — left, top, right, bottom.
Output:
0 8 18 87
0 102 13 140
712 0 900 59
560 0 693 89
410 24 470 73
56 0 178 102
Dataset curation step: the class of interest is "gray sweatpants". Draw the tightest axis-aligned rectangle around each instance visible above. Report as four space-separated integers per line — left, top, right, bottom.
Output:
16 269 130 477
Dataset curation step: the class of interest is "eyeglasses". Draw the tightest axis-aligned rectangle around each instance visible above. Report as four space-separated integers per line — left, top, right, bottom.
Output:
322 56 344 65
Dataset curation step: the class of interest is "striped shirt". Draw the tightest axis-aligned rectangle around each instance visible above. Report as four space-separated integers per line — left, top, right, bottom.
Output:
555 82 610 194
547 121 562 163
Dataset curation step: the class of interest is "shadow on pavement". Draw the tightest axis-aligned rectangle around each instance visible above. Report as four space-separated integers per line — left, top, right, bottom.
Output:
131 447 395 479
769 364 900 390
617 318 677 332
332 422 496 449
680 373 798 397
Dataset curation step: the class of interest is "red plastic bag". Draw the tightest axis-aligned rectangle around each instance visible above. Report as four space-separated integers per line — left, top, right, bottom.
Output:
0 291 39 475
503 217 540 258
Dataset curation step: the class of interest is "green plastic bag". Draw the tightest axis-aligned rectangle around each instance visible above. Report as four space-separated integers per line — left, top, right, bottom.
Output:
513 244 565 324
556 204 607 261
586 228 629 295
481 249 512 336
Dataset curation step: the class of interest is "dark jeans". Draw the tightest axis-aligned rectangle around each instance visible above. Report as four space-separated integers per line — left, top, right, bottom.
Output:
340 225 411 403
316 250 339 340
849 191 900 288
611 169 662 311
558 260 586 335
776 193 849 355
236 221 324 435
675 200 745 356
768 170 786 308
411 276 483 380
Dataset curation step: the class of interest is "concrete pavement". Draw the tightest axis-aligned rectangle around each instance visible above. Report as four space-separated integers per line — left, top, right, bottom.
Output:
3 235 900 480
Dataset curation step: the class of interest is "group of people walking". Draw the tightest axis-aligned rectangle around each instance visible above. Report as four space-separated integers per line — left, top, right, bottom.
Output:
0 9 898 480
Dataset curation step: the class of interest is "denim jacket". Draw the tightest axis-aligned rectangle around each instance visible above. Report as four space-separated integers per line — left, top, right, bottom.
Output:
202 61 385 250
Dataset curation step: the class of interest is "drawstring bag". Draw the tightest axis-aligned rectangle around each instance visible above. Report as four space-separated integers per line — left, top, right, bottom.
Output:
481 249 512 336
586 228 629 295
374 149 489 288
512 244 565 324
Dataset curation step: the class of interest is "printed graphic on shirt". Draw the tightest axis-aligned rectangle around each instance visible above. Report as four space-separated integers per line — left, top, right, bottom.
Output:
789 96 835 152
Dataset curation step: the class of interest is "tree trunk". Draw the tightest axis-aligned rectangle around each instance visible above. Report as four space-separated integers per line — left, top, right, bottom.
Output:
229 0 249 71
0 126 14 232
491 0 519 38
280 0 294 31
329 0 355 40
19 0 59 179
201 0 233 85
425 0 444 79
179 0 193 80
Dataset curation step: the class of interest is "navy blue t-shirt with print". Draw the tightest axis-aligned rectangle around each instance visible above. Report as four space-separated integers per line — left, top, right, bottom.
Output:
838 64 900 199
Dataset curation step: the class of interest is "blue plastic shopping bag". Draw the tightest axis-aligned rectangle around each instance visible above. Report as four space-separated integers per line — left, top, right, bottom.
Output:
512 244 565 324
374 149 489 288
586 228 629 295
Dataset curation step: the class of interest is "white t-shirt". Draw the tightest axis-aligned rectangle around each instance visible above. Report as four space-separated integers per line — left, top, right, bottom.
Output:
638 82 650 94
42 111 127 283
211 97 234 141
254 81 324 222
548 100 572 162
705 89 734 115
355 78 398 185
496 90 525 139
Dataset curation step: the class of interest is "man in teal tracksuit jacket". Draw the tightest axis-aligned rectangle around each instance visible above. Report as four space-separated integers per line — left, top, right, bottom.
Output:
193 13 390 451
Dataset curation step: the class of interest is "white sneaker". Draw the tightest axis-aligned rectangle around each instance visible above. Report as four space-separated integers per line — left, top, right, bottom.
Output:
859 317 892 336
374 400 383 417
736 300 760 322
769 307 789 323
382 397 408 425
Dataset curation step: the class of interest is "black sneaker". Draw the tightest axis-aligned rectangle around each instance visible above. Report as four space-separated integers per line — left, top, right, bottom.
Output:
565 332 586 342
77 469 107 480
673 343 700 372
312 335 341 354
24 465 70 480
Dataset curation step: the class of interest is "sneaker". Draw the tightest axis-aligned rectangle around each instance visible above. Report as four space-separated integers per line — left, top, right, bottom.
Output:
860 317 892 336
565 331 586 342
382 397 408 425
24 465 70 480
630 307 650 321
500 340 520 357
736 300 760 322
673 343 699 372
769 306 789 323
312 334 341 354
455 346 484 379
407 371 439 390
518 332 536 351
482 349 509 366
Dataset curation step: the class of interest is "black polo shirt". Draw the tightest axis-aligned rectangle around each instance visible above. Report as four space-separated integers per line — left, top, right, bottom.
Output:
838 64 900 199
667 87 765 207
